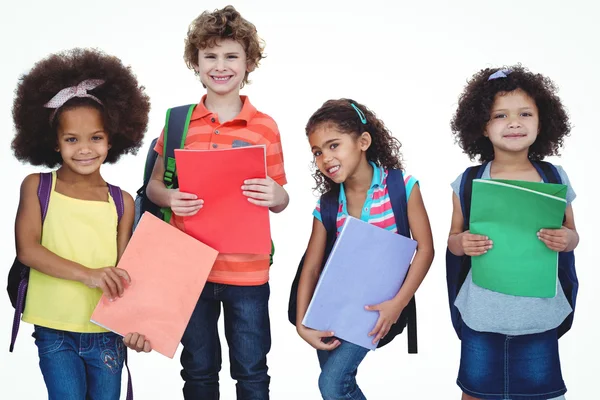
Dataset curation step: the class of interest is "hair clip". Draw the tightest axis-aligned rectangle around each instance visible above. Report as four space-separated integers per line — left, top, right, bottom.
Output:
350 103 367 124
488 69 512 81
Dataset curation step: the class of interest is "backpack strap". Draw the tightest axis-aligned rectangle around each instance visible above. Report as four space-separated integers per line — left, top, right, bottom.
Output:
107 184 125 222
9 172 53 352
386 169 417 354
533 161 561 184
319 189 340 260
161 105 195 223
459 162 488 229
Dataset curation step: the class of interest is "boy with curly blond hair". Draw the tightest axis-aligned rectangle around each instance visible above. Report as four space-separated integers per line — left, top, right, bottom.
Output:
125 6 288 399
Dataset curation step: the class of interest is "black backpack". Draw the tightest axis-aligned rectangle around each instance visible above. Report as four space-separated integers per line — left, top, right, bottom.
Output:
288 169 418 353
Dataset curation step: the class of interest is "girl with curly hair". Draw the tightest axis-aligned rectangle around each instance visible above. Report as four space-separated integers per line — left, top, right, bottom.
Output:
11 48 150 400
294 99 434 399
447 66 578 400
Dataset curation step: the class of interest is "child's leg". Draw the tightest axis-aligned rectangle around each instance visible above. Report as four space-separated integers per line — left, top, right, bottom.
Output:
33 326 86 400
222 282 271 400
461 393 480 400
81 331 125 400
317 339 369 400
180 282 222 400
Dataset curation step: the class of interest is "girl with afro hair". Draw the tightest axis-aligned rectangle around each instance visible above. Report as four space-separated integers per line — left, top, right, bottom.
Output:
294 99 434 399
447 66 578 400
11 48 150 400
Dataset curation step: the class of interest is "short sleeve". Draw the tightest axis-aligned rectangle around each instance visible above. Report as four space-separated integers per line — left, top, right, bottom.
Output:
450 173 463 196
403 173 419 200
313 199 322 222
260 115 287 186
555 165 576 204
153 128 165 156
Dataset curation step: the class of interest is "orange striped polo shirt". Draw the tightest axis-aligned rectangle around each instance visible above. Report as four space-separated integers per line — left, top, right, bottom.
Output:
154 95 286 286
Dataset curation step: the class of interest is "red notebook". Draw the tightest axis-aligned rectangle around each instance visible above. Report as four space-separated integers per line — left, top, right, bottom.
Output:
175 145 271 254
90 212 218 358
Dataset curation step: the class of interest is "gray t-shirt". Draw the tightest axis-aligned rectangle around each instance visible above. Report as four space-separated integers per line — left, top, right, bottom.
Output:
451 163 576 335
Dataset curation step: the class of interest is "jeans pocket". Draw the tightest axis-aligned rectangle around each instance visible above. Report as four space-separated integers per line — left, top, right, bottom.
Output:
99 333 125 374
33 326 65 356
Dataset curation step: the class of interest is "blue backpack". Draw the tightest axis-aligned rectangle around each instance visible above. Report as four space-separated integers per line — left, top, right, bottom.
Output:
446 160 579 340
287 169 418 353
134 104 276 263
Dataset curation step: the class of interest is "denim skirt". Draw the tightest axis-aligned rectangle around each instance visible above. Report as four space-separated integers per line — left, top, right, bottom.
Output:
457 324 566 400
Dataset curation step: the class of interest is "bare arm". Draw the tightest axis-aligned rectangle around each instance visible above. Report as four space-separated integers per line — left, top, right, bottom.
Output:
390 184 434 306
538 204 579 252
447 192 492 257
365 184 435 343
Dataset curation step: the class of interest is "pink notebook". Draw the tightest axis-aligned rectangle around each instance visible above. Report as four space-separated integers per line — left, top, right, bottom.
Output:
90 212 218 358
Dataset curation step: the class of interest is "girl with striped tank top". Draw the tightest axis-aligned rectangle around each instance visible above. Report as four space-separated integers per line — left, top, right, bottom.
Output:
11 48 150 400
295 99 435 399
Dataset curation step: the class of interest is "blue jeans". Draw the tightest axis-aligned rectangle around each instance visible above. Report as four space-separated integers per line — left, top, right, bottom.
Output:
180 282 271 400
317 339 369 400
33 325 125 400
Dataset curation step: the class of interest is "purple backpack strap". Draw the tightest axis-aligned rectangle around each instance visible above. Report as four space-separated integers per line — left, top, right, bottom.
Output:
108 182 133 399
107 183 125 222
10 172 53 352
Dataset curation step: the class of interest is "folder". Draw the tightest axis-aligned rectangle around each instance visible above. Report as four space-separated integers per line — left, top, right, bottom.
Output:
90 212 218 358
470 179 568 298
302 217 417 350
175 146 271 254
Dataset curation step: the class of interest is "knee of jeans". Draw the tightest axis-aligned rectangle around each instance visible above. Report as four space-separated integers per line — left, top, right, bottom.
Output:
318 370 350 399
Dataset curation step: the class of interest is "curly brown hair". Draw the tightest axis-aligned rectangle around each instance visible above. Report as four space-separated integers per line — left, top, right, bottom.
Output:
306 99 403 194
12 48 150 168
451 65 570 162
184 5 265 87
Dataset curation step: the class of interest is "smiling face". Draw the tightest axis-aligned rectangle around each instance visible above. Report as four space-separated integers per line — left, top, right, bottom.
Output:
56 106 110 176
485 89 540 157
308 122 371 184
195 38 249 97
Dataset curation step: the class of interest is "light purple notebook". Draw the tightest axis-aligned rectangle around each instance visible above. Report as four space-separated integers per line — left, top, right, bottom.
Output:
302 216 417 350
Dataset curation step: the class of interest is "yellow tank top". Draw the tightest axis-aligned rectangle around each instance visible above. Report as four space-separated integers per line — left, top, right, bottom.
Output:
22 171 119 333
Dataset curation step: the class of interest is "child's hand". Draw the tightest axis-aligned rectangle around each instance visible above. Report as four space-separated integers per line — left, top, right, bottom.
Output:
297 325 341 351
538 227 571 252
84 267 131 301
365 299 405 345
168 189 204 217
242 177 286 208
123 332 152 353
460 231 492 256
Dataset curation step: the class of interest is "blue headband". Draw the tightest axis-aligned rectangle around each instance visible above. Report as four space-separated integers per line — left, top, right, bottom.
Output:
350 103 367 124
488 69 512 81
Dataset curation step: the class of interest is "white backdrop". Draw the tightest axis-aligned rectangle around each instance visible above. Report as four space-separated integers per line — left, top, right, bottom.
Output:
1 0 598 398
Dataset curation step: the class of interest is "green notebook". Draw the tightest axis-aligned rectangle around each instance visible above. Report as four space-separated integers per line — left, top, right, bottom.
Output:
469 179 567 298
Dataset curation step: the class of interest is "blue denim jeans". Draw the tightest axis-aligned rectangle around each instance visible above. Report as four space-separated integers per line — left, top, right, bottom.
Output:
317 339 369 400
33 325 124 400
180 282 271 400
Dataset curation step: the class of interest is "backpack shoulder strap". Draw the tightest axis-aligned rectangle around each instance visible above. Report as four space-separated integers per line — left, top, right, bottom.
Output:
320 189 339 237
460 163 488 229
385 169 418 353
38 172 53 222
386 169 410 237
162 104 195 188
533 161 561 184
107 184 125 222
